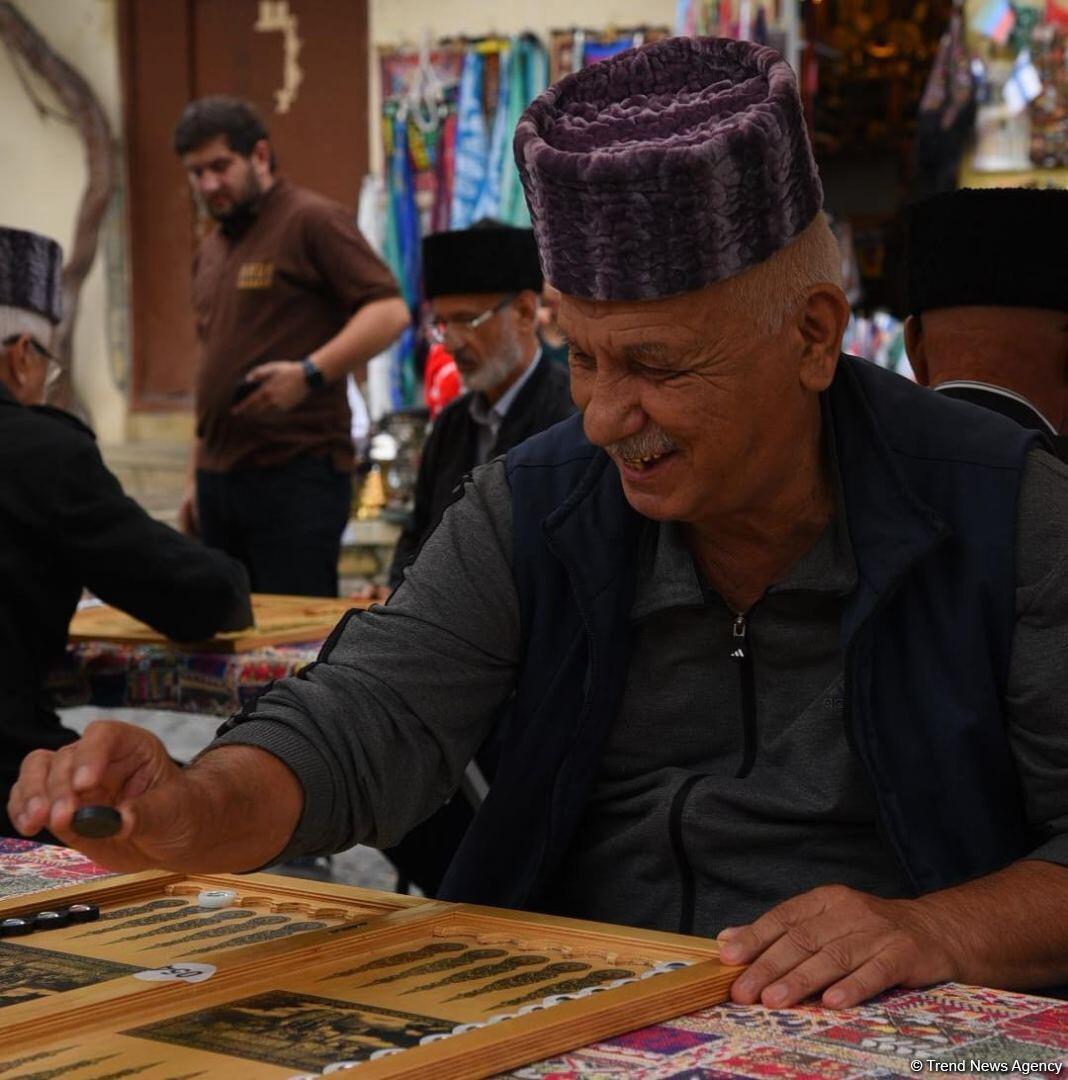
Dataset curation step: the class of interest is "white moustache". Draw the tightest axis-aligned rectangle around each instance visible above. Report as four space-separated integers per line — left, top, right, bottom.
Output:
608 430 678 460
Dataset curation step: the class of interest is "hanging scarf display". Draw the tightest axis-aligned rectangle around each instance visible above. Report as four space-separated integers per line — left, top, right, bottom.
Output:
381 106 403 302
677 0 698 35
450 50 489 229
582 36 641 64
383 104 421 406
376 27 671 404
472 44 511 221
431 108 457 233
500 36 549 226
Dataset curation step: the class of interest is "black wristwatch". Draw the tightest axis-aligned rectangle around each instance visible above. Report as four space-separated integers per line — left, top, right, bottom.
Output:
301 356 326 390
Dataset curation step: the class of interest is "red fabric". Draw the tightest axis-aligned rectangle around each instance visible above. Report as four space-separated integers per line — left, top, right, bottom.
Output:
424 344 463 419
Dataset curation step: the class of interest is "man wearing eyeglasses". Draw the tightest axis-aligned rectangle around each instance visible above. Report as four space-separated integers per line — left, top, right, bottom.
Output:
0 226 253 838
386 220 575 592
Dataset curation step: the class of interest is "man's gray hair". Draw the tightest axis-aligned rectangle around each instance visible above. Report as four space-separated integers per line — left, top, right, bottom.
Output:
716 214 845 336
0 305 52 347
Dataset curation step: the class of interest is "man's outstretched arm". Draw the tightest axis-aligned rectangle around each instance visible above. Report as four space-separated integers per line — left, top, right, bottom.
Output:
11 461 521 872
9 721 302 874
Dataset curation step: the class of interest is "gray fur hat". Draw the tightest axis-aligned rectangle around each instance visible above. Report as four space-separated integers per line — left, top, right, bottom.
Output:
0 226 63 323
514 36 823 302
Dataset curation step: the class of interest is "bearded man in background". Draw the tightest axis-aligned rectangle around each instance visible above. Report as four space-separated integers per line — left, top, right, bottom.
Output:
386 219 574 588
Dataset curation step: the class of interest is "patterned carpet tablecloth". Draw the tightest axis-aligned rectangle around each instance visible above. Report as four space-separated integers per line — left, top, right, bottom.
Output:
0 837 115 898
50 640 321 717
1 842 1064 1078
503 983 1068 1078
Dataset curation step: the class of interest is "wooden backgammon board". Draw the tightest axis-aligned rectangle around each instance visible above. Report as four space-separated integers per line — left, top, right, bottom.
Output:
68 594 370 653
0 871 743 1078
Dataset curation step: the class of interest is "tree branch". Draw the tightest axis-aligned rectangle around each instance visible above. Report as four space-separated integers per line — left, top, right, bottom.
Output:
0 0 117 416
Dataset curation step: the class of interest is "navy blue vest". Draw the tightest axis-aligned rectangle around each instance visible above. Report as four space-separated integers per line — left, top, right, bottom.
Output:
438 357 1041 909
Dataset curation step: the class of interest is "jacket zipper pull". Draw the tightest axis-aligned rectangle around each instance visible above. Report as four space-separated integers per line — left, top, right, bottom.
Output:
730 613 758 778
730 613 747 662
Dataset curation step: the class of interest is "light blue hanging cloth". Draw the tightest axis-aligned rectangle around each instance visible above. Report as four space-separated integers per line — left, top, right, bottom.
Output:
499 35 549 226
472 45 510 221
450 50 489 229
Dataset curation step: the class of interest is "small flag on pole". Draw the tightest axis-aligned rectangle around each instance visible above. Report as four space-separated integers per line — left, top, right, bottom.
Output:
974 0 1016 44
1003 49 1043 115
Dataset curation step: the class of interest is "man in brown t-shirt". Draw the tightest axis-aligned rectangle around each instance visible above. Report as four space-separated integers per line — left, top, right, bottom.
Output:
174 96 409 596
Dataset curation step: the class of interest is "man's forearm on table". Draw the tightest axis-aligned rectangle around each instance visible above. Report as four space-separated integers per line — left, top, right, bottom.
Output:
311 296 410 384
916 858 1068 990
178 745 305 872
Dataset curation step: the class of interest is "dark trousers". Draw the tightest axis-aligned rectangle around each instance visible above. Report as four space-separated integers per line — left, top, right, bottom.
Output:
197 456 351 597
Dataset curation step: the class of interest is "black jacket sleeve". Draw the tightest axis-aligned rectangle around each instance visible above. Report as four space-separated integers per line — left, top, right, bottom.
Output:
33 423 252 640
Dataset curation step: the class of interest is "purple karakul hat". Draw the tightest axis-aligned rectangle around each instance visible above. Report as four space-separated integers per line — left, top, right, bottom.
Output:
514 36 823 302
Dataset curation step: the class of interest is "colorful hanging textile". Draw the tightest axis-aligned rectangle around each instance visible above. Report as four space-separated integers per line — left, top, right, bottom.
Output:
383 104 421 405
384 107 420 309
582 37 639 65
499 35 549 226
450 50 489 229
677 0 698 35
473 44 510 221
381 107 402 300
431 108 457 233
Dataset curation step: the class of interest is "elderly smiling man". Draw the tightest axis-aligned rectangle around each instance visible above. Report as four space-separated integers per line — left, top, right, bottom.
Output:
10 37 1068 1008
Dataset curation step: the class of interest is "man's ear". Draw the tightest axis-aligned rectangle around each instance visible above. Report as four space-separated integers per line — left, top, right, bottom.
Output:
512 290 539 332
903 315 928 384
797 284 850 392
5 335 32 390
250 138 273 176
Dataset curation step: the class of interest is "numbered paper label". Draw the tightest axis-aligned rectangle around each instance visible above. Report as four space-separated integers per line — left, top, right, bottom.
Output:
134 963 216 984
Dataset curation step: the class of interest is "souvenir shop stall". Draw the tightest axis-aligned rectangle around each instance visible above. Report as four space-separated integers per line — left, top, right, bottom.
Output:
960 0 1068 183
824 0 1068 376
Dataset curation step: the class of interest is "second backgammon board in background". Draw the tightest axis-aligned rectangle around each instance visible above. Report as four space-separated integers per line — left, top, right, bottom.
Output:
0 885 742 1079
69 594 369 652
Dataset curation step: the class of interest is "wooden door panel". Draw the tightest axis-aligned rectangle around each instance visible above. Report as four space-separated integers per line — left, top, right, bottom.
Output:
120 0 197 408
193 0 370 206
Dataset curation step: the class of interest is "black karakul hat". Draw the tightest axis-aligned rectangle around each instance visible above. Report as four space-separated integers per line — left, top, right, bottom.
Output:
423 220 543 300
906 187 1068 316
0 226 63 323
